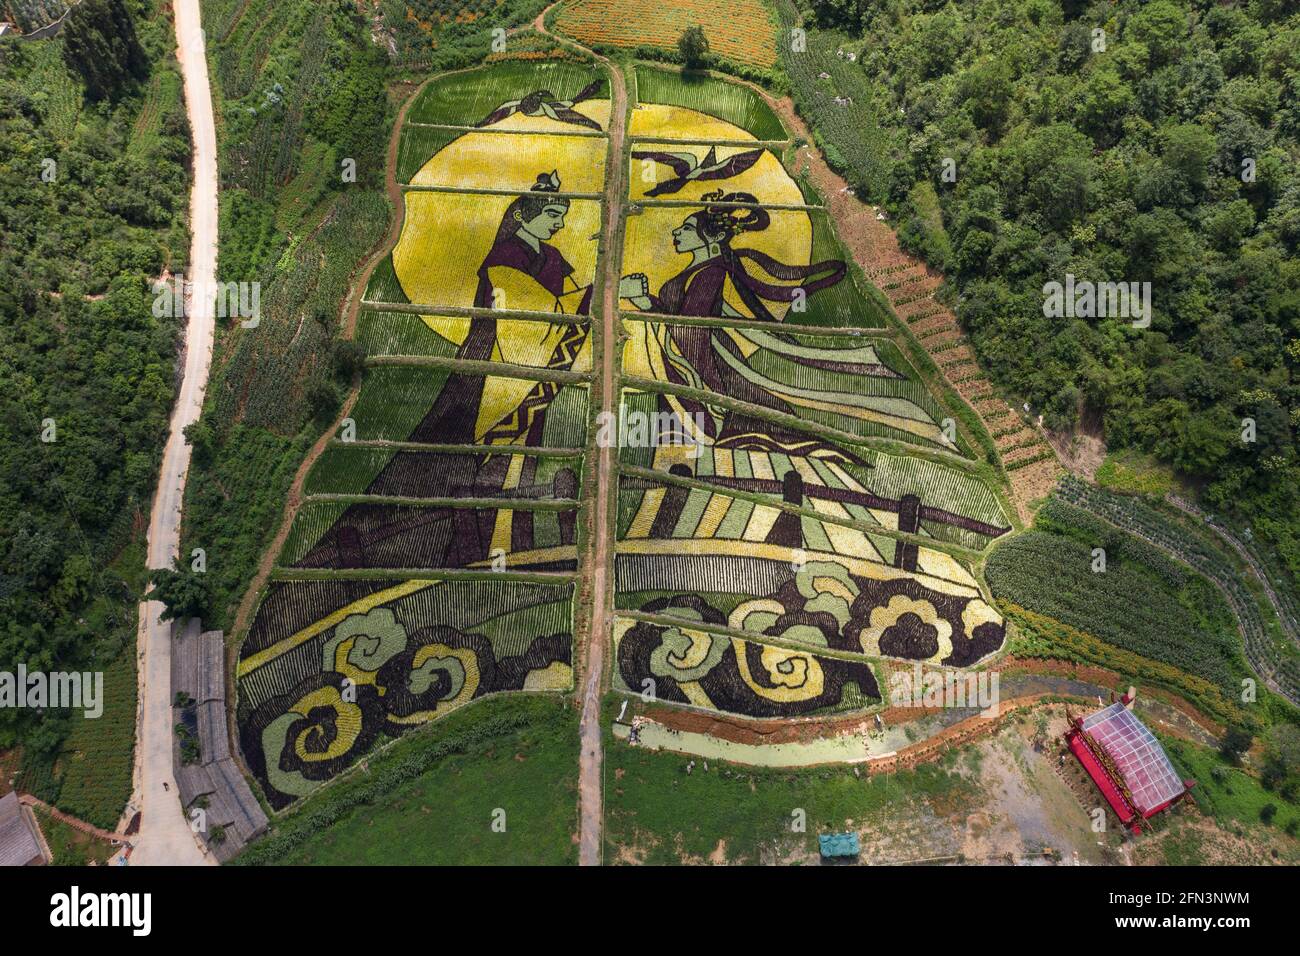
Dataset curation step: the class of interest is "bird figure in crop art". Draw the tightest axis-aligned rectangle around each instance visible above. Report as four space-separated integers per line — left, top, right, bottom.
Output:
630 146 765 196
476 80 605 131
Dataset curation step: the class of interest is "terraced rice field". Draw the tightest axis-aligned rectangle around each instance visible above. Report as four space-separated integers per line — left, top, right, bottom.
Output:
605 66 1016 721
621 323 950 448
236 58 608 808
236 53 1025 803
631 67 786 140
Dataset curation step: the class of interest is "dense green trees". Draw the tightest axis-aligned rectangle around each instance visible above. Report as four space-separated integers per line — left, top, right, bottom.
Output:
146 563 213 622
792 0 1299 579
61 0 149 101
0 4 187 797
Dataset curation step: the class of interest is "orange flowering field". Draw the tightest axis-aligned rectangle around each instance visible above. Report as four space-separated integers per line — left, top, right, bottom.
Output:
553 0 780 70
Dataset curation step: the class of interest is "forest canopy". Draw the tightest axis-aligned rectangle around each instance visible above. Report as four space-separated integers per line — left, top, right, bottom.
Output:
0 1 188 763
793 0 1300 571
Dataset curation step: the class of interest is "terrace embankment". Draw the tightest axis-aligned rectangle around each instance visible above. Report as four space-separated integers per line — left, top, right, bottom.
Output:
629 662 1220 759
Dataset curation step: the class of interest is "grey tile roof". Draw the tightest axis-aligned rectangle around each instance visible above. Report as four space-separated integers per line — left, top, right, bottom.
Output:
0 793 46 867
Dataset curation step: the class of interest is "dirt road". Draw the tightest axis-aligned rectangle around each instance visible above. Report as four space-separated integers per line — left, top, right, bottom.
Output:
127 0 218 866
577 58 626 866
531 3 622 866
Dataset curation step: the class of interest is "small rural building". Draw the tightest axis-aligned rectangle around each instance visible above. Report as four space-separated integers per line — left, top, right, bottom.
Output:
1065 697 1193 832
818 832 860 862
0 792 49 866
172 622 269 861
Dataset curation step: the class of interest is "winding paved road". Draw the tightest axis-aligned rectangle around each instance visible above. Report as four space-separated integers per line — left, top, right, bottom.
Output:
127 0 218 866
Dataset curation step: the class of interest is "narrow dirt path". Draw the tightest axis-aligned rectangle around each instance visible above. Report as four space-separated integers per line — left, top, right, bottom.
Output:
578 64 624 868
128 0 218 866
532 2 625 868
21 794 134 845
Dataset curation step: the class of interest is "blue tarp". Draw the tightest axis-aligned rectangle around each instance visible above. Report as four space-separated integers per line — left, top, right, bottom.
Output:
818 832 860 857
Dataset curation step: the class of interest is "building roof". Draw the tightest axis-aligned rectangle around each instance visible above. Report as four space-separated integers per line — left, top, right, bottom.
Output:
0 792 46 867
1080 702 1186 816
1067 730 1136 825
818 832 860 857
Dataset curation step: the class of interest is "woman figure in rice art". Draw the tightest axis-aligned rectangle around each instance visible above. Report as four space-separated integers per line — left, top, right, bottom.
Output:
287 173 598 574
615 191 935 455
421 170 591 446
618 190 844 320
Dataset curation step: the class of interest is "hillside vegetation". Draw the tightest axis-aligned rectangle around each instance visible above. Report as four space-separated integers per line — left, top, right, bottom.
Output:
0 0 189 822
178 0 393 629
785 0 1299 577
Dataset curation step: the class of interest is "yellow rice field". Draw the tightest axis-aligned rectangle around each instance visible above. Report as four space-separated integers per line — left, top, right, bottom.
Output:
393 191 602 312
628 141 802 204
620 204 814 320
410 130 608 194
420 314 594 373
629 102 760 142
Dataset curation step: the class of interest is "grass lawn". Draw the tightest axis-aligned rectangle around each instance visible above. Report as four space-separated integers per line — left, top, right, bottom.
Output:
1162 735 1300 837
603 699 975 863
243 694 579 865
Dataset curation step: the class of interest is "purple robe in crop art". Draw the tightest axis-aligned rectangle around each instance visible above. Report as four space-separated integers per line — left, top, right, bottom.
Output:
474 233 593 315
648 248 843 321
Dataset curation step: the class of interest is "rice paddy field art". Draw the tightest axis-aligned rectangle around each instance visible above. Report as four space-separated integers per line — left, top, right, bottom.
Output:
237 58 612 809
236 52 1018 806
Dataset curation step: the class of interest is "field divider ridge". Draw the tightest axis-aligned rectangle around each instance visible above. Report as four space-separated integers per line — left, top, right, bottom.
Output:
268 567 579 584
617 310 888 335
400 184 604 200
360 301 593 323
322 438 585 456
612 609 894 670
404 121 606 138
364 354 592 384
628 197 823 212
302 493 580 510
630 136 789 148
